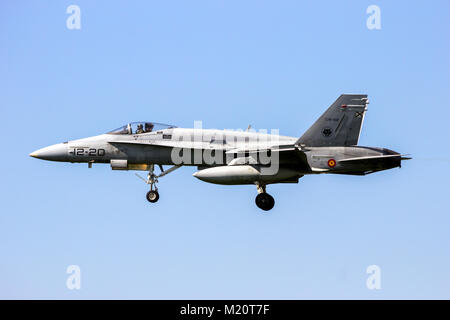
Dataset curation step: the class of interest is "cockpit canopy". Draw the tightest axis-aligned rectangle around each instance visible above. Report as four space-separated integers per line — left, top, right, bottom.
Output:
107 122 176 135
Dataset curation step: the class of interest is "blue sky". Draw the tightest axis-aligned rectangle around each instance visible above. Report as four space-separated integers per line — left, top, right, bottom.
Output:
1 0 449 299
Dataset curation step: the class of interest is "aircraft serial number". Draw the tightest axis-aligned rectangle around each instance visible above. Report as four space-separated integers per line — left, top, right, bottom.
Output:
69 148 106 157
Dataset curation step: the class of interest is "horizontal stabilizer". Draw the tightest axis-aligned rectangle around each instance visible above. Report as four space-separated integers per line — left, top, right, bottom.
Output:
337 154 402 172
338 154 401 163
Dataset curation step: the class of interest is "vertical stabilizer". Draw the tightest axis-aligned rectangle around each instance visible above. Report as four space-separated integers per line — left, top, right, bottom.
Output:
296 94 368 147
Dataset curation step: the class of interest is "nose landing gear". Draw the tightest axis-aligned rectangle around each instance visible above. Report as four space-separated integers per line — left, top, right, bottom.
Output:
136 164 181 204
255 182 275 211
146 190 159 203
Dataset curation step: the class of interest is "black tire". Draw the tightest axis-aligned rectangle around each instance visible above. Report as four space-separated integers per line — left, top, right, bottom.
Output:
146 190 159 203
255 193 275 211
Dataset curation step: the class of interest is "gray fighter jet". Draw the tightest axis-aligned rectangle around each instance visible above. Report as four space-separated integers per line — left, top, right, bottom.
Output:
30 94 410 211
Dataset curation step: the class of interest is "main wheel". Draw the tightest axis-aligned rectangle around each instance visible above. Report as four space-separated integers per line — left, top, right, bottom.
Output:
255 193 275 211
146 190 159 203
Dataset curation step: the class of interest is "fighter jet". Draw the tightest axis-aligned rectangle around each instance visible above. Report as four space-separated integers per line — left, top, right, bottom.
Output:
30 94 410 211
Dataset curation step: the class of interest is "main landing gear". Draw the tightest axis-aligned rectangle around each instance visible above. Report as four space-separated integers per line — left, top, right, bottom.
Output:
255 182 275 211
136 164 181 204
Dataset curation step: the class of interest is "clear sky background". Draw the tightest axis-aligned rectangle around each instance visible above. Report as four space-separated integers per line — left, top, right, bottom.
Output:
1 0 449 299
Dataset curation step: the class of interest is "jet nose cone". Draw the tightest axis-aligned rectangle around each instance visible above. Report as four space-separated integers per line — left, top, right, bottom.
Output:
29 151 39 158
29 143 67 161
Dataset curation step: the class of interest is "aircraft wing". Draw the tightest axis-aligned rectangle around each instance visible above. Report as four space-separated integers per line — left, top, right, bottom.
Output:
225 145 310 169
111 140 310 169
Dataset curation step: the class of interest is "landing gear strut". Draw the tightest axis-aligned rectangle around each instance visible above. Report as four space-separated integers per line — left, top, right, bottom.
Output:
136 164 181 204
254 182 275 211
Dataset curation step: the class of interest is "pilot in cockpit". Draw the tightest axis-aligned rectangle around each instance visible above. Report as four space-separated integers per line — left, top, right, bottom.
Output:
145 123 154 133
136 124 144 134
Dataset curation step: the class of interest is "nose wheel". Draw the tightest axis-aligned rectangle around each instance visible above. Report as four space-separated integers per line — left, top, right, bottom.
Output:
136 164 181 204
146 190 159 203
255 183 275 211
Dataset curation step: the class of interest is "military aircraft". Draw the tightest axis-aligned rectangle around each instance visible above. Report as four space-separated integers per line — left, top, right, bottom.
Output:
30 94 410 211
